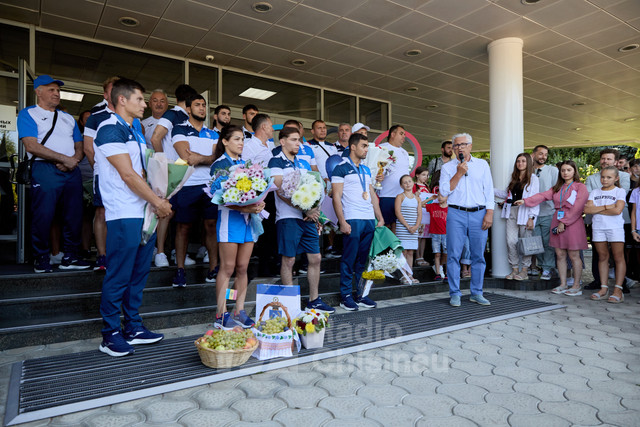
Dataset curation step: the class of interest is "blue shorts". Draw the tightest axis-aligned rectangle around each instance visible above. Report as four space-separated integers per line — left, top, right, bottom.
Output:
431 234 447 254
93 175 103 208
277 218 320 257
217 207 253 244
379 197 397 225
171 184 218 223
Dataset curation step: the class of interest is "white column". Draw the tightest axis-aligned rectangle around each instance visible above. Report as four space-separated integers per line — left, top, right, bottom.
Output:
488 37 524 278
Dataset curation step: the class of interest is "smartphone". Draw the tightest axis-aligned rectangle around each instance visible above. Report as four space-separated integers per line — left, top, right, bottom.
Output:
552 227 558 235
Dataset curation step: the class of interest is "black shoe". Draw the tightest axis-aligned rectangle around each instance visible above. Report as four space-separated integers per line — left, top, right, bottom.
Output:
584 280 600 290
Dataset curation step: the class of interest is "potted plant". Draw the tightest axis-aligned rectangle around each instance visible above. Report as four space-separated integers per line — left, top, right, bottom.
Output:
294 309 329 349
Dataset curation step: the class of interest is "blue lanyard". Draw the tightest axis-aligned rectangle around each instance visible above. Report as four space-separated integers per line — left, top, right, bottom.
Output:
114 113 147 172
224 152 243 166
559 182 573 204
347 157 367 193
285 153 302 170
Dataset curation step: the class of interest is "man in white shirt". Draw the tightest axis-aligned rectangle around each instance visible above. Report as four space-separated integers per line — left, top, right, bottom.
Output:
242 113 274 167
141 89 168 148
308 120 338 182
531 145 558 280
378 125 411 231
439 133 494 307
335 122 352 155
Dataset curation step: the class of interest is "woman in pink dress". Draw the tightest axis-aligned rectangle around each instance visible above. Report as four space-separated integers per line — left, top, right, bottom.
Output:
524 160 588 296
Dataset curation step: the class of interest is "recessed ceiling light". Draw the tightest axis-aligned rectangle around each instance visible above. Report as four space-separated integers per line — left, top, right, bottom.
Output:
290 59 307 66
118 16 139 27
60 91 84 102
405 87 418 93
426 104 438 109
574 127 582 131
624 117 637 122
239 87 276 100
252 2 272 13
404 49 422 57
520 0 541 4
571 101 586 107
618 43 639 53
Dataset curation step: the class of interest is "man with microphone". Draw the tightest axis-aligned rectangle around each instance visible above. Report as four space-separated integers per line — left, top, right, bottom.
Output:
439 133 494 307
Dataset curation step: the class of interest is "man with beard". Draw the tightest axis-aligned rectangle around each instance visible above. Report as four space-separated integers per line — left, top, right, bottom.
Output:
427 140 453 178
531 145 558 280
212 104 231 136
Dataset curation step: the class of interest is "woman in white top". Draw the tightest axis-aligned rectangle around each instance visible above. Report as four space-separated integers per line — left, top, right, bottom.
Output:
584 166 626 303
495 153 540 280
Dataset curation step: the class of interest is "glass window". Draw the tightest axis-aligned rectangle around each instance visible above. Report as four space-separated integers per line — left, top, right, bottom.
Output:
0 24 29 73
189 63 218 106
359 98 389 131
35 32 184 95
324 90 355 125
222 70 319 120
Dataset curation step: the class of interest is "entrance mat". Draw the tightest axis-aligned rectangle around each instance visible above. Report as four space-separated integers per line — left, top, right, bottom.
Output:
5 293 563 425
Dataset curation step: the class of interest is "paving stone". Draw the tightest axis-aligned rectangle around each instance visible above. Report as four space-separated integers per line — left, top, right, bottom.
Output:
475 354 519 368
451 360 495 376
466 375 515 393
560 363 612 382
316 377 365 397
451 331 486 343
597 411 640 427
403 394 458 416
513 382 567 402
565 390 626 413
391 376 440 395
460 342 501 355
415 416 477 427
276 370 324 387
356 384 407 406
575 340 619 353
275 386 329 409
488 323 524 334
435 348 477 363
493 366 540 383
411 352 451 375
596 336 635 348
600 351 640 366
610 332 640 343
436 383 486 404
538 323 574 335
179 409 239 426
581 356 630 373
51 407 112 424
364 405 423 425
538 401 600 425
497 347 542 361
621 398 640 411
485 392 541 414
507 413 571 427
272 407 332 426
537 352 583 366
230 398 287 422
538 373 591 391
322 419 382 427
313 361 358 377
318 396 372 418
453 403 512 425
519 341 560 354
351 368 398 385
427 337 465 349
517 358 563 374
84 412 145 427
422 367 470 384
586 324 622 334
143 399 197 423
237 379 286 398
587 380 640 399
400 341 442 354
557 345 603 359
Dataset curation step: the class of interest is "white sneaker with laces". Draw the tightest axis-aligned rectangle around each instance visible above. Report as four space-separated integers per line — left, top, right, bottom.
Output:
171 249 196 266
541 270 552 280
439 265 445 277
203 251 209 263
196 246 207 259
154 252 169 267
50 252 64 265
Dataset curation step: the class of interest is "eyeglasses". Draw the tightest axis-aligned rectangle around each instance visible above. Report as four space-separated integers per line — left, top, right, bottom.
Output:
452 143 471 149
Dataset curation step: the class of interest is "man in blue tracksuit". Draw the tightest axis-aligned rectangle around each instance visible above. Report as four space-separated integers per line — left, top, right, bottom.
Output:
17 75 89 273
94 78 172 357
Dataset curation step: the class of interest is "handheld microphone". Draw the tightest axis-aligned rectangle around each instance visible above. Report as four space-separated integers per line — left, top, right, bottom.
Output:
459 153 467 176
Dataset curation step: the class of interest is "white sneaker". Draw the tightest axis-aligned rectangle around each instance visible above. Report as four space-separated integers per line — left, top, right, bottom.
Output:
627 277 638 288
439 266 445 277
203 251 209 263
196 246 207 260
50 252 64 265
432 265 438 275
154 252 169 267
609 267 615 279
541 270 552 280
171 249 195 266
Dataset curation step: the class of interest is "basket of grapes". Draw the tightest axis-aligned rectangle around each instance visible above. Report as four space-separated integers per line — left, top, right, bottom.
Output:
251 301 300 361
194 326 258 369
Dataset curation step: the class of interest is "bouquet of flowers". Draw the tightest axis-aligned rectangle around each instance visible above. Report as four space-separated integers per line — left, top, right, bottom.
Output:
281 170 325 211
294 309 329 336
365 146 397 189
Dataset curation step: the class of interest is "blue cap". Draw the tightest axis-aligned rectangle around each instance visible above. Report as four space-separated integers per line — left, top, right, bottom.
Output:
34 75 64 89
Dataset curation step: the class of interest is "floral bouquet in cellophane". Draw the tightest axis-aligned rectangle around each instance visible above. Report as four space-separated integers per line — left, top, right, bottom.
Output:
281 170 325 211
294 309 329 336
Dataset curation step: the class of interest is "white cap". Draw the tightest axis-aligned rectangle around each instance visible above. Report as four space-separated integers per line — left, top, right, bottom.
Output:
352 122 370 133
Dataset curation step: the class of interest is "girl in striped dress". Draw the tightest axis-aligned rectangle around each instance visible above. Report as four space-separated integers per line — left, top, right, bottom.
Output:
395 174 422 283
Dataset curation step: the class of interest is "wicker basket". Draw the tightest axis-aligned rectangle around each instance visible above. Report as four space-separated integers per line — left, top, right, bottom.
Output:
195 334 259 369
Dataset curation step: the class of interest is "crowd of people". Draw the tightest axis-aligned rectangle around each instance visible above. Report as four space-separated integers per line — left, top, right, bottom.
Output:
16 75 636 357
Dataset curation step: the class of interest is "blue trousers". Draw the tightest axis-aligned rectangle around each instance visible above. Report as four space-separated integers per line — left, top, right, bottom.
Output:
340 219 376 298
446 208 488 297
30 161 82 258
100 218 156 335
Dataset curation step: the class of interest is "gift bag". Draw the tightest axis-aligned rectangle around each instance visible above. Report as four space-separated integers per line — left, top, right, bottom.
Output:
517 235 545 256
255 284 302 321
251 301 300 360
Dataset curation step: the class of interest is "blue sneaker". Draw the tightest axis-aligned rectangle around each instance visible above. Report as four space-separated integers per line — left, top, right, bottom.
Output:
94 255 107 271
356 295 377 309
205 266 219 283
307 297 335 314
34 256 53 273
470 294 491 306
124 325 164 345
450 295 461 307
100 330 134 357
233 310 255 329
59 255 91 270
172 268 186 288
340 295 359 311
214 312 236 330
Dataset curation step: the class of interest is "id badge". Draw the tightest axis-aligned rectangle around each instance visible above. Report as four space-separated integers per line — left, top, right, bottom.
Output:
557 210 565 220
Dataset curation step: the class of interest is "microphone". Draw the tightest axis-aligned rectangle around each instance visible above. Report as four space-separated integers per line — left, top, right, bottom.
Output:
459 153 467 176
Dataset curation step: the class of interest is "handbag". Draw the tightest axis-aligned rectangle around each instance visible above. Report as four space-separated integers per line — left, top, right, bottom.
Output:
517 235 545 256
15 110 58 185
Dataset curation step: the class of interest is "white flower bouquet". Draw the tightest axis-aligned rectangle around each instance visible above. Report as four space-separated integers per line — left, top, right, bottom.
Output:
281 170 325 211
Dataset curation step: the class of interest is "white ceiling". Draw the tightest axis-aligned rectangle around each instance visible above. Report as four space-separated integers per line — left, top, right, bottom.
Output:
1 0 639 152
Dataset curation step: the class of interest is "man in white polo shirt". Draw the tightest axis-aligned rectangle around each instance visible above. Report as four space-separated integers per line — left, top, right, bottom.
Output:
141 89 169 148
378 125 411 232
94 78 172 357
17 74 89 273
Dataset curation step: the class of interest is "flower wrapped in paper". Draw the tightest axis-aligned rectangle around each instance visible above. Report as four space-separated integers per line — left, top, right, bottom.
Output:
359 226 413 297
282 169 325 211
142 151 194 245
364 146 397 190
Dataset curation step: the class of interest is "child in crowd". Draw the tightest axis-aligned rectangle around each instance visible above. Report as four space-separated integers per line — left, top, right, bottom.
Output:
413 166 431 267
426 187 448 280
395 174 421 284
585 166 626 303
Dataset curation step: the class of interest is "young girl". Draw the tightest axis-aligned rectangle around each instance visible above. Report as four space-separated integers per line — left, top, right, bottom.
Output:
395 174 422 284
210 125 266 329
426 190 447 280
524 160 588 296
413 166 431 267
584 166 626 303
